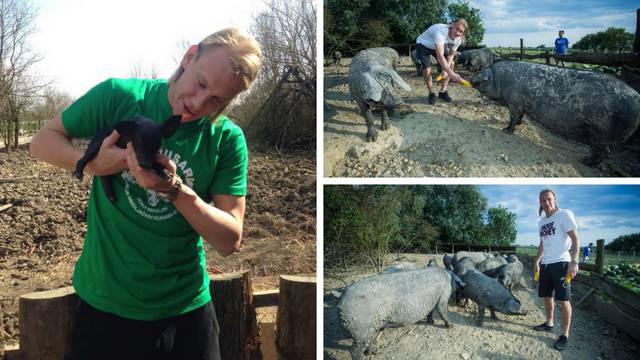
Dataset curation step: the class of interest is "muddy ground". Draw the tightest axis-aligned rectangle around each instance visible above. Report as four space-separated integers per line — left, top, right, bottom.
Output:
0 143 316 352
324 59 640 177
324 254 639 360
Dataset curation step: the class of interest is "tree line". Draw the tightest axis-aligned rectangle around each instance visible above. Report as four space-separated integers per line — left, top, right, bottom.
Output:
324 0 485 57
324 185 517 270
573 27 635 54
605 232 640 252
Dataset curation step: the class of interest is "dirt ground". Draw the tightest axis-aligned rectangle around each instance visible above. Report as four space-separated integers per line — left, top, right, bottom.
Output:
324 254 639 360
324 59 640 177
0 143 316 351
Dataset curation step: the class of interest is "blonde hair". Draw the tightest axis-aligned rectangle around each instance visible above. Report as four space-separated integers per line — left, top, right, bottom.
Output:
538 188 558 215
170 27 263 120
450 18 468 43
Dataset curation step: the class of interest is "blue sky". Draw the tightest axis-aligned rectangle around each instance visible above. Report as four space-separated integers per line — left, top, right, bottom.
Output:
479 185 640 247
29 0 266 98
467 0 637 47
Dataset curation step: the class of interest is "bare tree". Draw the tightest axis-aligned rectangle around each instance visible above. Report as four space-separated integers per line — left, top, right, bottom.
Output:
231 0 316 150
129 61 160 79
0 0 45 151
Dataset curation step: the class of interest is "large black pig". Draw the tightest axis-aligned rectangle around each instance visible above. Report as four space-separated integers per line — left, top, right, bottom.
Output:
470 61 640 165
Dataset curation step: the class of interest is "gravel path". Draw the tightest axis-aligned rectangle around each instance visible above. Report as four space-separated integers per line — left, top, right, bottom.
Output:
323 254 639 360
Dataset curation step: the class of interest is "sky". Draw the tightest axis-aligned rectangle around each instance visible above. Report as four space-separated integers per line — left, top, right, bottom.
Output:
28 0 267 98
467 0 638 47
479 185 640 247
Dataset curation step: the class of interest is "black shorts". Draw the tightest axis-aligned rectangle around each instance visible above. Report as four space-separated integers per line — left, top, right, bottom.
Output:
538 261 571 301
416 43 452 72
67 299 221 360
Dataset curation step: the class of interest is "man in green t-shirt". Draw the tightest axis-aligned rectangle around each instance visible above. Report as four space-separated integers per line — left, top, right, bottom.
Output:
30 28 262 360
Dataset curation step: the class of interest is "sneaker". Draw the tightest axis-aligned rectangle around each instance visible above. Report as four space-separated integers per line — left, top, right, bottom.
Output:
428 92 436 105
554 335 568 351
533 322 554 332
439 91 452 103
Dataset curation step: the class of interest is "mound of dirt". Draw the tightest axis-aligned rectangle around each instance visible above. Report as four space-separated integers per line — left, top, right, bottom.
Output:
324 254 639 360
324 59 640 177
0 143 315 348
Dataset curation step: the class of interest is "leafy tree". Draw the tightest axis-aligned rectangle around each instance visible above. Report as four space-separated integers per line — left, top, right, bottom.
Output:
484 205 518 247
605 232 640 252
325 0 449 56
445 0 484 46
421 185 487 249
395 187 440 253
573 27 634 53
324 185 400 270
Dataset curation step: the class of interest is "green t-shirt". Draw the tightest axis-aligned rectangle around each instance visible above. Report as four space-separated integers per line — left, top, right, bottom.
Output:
62 78 248 320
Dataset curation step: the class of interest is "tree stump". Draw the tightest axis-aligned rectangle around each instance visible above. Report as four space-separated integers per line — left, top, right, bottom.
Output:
210 270 261 360
19 286 79 360
276 275 316 359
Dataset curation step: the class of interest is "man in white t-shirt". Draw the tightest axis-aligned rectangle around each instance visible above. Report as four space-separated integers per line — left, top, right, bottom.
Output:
415 19 467 105
533 189 580 351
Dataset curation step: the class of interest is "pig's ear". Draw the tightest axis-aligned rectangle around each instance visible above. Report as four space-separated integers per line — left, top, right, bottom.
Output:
161 115 182 138
114 120 138 137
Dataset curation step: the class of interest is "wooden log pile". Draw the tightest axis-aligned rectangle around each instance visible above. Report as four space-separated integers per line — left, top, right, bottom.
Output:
7 271 317 360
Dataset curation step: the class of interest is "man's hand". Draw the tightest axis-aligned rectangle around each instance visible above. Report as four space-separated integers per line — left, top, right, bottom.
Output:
86 130 128 176
567 262 579 278
125 142 176 192
534 261 540 277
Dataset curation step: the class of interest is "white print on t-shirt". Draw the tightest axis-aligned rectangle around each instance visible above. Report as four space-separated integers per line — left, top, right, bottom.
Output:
120 148 195 221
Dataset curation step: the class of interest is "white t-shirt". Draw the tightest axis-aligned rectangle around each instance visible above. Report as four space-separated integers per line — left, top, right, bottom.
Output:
416 24 462 53
539 209 578 264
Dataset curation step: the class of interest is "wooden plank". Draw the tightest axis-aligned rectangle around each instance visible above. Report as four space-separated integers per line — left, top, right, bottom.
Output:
591 290 640 342
575 275 640 318
254 289 279 308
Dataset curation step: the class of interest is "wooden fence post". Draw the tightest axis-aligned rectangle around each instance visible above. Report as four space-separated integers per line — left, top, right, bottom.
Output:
276 275 316 359
520 38 524 59
210 270 262 360
634 8 639 55
595 239 605 274
18 286 79 360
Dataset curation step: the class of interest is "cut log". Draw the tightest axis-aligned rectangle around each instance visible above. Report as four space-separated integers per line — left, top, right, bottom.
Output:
276 275 316 359
210 270 261 360
19 286 79 360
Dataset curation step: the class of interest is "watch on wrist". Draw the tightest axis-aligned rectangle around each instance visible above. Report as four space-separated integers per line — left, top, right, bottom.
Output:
158 175 183 201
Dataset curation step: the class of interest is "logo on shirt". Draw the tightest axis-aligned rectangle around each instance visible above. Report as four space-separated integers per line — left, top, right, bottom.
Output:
122 149 194 221
540 222 556 239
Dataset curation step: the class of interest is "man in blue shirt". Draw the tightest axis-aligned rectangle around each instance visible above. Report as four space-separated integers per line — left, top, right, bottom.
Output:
554 30 569 66
582 243 593 263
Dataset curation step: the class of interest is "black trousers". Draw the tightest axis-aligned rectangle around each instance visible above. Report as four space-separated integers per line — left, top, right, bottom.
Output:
538 261 571 301
66 299 221 360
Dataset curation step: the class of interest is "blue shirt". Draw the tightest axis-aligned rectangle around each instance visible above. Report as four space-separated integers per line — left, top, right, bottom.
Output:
555 37 569 54
582 246 591 257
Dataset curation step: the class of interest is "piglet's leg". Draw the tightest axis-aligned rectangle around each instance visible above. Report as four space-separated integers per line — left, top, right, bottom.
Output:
73 137 104 179
381 108 390 131
100 175 116 202
503 105 524 134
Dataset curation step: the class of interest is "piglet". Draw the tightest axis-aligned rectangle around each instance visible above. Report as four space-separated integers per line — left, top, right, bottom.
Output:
73 114 182 202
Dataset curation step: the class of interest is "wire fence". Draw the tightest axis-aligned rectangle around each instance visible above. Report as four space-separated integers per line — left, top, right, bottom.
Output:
516 246 639 265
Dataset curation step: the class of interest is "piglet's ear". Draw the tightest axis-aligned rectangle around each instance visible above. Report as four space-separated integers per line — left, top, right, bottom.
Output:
161 115 182 138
